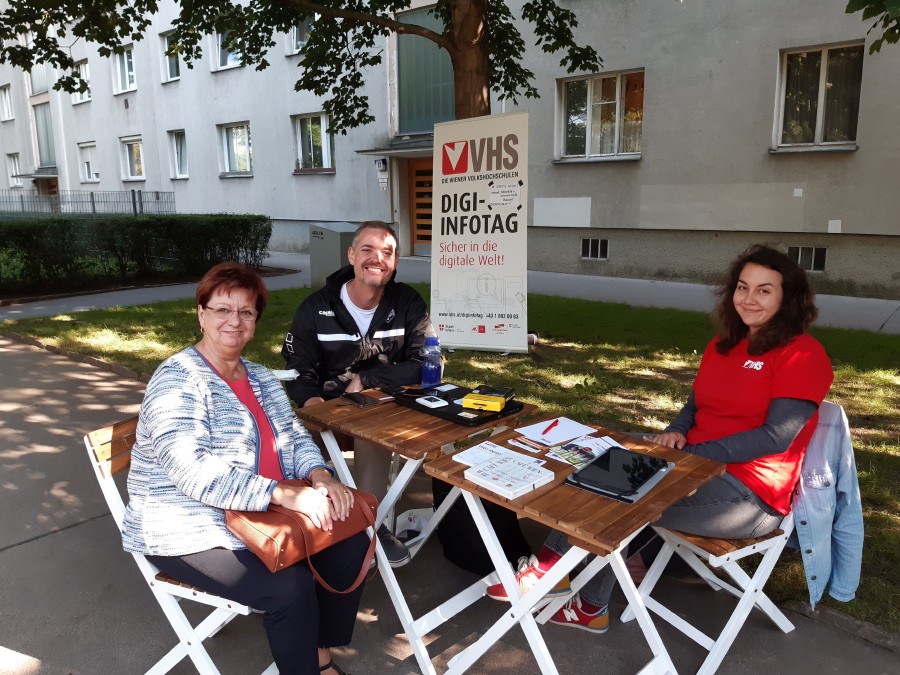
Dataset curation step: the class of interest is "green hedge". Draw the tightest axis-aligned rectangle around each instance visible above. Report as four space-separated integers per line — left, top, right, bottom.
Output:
0 213 271 294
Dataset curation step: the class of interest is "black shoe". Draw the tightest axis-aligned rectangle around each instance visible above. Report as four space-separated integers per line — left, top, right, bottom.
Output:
377 524 411 567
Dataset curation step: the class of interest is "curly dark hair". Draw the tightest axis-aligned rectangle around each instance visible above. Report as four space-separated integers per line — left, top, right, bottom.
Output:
714 245 818 355
196 262 268 321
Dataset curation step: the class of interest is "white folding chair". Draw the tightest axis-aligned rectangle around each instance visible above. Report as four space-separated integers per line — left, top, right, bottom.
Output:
622 402 856 672
622 515 795 675
84 417 278 675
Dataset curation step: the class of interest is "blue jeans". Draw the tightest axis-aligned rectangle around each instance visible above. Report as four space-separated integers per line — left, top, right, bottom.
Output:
544 473 782 608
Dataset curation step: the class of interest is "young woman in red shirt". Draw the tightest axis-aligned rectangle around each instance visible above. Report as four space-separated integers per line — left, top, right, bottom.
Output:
487 245 834 633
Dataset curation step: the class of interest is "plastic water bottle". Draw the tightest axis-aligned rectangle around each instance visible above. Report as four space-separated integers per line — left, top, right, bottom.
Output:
421 336 442 389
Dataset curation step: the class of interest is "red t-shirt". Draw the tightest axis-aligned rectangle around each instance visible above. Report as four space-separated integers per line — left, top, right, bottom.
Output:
228 377 284 482
688 333 833 514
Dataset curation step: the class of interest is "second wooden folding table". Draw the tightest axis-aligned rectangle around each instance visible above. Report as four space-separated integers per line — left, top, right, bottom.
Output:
296 393 536 675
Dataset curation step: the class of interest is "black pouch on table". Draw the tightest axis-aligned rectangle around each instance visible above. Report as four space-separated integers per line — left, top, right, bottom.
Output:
431 477 532 575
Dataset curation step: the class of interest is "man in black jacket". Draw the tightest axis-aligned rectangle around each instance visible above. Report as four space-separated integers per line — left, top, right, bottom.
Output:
282 221 433 566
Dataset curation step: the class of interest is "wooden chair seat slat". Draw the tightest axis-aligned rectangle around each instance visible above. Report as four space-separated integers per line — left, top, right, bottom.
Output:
669 527 786 558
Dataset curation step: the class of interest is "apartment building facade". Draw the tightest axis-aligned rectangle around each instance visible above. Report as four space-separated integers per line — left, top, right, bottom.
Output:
0 3 392 250
1 1 897 296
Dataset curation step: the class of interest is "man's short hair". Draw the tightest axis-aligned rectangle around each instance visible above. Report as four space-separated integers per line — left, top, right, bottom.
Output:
352 220 398 250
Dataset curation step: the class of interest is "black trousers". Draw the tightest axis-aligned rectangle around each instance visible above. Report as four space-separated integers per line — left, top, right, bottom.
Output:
148 532 368 675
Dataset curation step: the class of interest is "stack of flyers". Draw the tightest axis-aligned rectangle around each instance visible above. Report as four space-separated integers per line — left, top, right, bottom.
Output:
547 435 621 469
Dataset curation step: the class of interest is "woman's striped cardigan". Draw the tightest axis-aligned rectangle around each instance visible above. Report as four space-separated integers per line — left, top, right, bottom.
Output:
122 347 331 556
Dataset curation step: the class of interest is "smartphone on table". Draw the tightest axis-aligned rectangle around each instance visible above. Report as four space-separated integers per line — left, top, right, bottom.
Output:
341 392 380 408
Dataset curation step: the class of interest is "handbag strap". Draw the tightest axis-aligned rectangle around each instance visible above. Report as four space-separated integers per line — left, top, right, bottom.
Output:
301 493 377 595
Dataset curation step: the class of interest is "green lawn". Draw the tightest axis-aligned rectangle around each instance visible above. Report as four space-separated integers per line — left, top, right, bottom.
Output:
3 284 898 632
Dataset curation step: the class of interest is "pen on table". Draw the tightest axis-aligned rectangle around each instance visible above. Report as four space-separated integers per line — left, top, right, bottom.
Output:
542 419 559 435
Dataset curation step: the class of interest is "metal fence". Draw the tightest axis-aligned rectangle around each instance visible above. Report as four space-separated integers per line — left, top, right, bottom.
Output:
0 189 177 218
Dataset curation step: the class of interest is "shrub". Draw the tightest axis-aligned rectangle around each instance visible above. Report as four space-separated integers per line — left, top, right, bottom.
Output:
0 213 272 294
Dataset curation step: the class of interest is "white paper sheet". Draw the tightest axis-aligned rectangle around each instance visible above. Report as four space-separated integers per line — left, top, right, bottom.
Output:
453 440 545 467
515 417 596 446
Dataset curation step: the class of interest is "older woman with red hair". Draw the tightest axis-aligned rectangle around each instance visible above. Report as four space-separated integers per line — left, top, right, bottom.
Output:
122 262 364 675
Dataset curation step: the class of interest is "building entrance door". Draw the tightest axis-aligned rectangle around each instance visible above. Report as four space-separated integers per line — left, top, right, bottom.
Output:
407 157 433 256
35 176 60 212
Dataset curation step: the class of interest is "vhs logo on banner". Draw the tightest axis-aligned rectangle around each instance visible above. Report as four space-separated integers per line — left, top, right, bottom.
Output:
442 141 468 175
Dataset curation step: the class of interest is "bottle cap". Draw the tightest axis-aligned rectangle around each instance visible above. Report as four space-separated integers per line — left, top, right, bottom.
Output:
425 336 439 346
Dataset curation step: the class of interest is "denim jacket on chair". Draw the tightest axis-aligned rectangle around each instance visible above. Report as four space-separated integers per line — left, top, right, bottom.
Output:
788 401 863 608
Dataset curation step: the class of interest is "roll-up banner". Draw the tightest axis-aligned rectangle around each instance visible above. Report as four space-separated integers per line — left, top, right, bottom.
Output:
430 112 529 353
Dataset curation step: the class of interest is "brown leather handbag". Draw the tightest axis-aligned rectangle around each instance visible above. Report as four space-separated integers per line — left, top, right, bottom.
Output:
225 480 377 593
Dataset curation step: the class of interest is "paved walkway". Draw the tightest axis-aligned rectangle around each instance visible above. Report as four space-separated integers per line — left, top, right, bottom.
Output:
3 252 899 333
1 252 898 674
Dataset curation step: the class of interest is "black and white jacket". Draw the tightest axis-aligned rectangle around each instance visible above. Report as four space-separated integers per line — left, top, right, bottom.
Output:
281 265 433 406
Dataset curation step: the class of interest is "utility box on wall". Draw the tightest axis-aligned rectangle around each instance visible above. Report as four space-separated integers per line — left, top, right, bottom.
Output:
309 222 358 288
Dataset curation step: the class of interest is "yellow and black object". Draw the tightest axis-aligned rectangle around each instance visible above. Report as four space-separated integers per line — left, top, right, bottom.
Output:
461 385 515 412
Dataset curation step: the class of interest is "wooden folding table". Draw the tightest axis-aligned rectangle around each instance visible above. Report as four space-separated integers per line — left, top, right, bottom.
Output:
296 393 536 675
424 425 725 674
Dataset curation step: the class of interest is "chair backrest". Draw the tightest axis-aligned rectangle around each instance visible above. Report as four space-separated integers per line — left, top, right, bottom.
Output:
83 416 139 530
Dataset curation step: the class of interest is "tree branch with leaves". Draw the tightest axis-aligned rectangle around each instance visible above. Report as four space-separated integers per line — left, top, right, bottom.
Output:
0 0 601 132
846 0 900 52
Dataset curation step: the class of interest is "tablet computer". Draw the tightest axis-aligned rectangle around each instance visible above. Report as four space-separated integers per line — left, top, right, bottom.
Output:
564 445 673 503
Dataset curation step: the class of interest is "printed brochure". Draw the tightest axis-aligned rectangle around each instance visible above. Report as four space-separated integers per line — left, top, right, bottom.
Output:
463 454 555 500
547 435 621 470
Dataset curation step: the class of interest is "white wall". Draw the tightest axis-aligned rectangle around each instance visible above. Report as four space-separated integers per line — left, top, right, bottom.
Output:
506 0 900 295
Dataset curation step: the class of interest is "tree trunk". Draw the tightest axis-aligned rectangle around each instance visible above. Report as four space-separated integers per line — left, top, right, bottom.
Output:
448 0 491 120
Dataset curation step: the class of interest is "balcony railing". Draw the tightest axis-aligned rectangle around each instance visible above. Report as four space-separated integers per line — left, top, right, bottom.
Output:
0 189 176 219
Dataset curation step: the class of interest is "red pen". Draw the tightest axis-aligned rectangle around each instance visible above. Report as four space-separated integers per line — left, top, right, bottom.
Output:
542 419 559 435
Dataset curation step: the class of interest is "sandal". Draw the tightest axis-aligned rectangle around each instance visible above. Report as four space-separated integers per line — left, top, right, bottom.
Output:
319 659 350 675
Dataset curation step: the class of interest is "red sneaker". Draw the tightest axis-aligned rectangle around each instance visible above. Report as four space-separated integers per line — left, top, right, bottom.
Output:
549 595 609 633
486 555 572 601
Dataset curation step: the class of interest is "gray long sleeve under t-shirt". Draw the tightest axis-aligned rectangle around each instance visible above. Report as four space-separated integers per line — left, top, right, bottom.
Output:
665 392 817 464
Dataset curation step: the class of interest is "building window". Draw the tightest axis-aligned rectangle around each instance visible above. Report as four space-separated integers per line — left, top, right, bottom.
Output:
120 136 144 179
162 33 181 81
215 31 242 70
114 46 137 93
220 123 252 174
170 130 188 178
0 85 13 120
6 153 22 187
78 142 99 183
580 238 609 260
788 246 826 272
563 71 644 158
778 44 864 147
71 61 91 104
290 17 314 54
33 102 56 167
293 113 334 172
397 8 454 135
